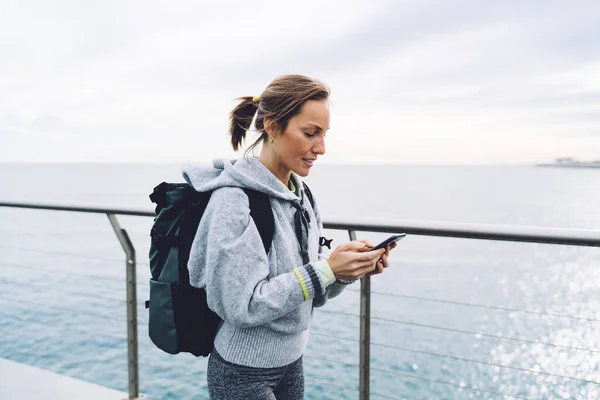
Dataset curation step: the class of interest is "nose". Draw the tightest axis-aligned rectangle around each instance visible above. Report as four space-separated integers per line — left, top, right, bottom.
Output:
312 136 326 156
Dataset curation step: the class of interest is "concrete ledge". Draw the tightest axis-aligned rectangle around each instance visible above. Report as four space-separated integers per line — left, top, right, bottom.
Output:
0 358 130 400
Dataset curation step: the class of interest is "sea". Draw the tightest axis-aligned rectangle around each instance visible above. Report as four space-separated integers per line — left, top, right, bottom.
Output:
0 162 599 400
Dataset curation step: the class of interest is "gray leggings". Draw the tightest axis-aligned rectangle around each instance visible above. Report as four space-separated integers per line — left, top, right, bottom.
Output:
207 350 304 400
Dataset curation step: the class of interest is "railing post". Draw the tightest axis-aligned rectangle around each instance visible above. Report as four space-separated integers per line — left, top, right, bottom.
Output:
107 213 141 399
349 230 370 400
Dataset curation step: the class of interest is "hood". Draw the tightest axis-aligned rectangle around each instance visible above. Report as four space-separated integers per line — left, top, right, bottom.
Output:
182 157 303 202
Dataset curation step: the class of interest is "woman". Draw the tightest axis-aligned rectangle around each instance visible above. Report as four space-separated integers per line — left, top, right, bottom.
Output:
183 74 395 399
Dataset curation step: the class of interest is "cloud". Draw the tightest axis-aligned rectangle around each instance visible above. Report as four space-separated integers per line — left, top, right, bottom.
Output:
1 0 600 163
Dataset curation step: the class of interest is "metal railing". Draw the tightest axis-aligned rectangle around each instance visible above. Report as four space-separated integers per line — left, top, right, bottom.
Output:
1 200 600 400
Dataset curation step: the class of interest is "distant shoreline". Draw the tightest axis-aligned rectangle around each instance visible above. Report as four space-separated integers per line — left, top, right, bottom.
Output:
537 164 600 169
537 157 600 169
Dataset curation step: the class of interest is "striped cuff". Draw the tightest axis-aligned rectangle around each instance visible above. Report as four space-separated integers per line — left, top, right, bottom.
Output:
293 264 325 301
313 260 335 287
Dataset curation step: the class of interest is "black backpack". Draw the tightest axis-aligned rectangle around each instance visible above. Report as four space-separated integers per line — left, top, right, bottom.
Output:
146 181 314 357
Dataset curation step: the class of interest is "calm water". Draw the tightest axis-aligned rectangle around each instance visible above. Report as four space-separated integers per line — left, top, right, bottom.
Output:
0 163 599 400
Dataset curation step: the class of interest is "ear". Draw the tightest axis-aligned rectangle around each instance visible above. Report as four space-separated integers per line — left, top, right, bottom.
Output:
263 117 279 136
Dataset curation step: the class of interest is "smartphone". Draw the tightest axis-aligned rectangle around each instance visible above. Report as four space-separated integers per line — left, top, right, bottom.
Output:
368 234 406 251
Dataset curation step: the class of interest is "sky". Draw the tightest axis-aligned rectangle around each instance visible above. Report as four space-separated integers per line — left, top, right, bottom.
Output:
1 0 600 164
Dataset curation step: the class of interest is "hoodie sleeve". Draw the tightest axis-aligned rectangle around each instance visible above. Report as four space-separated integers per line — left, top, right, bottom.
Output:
308 188 355 309
187 187 326 328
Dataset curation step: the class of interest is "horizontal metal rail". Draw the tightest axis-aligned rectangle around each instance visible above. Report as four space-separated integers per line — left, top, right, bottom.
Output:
325 217 600 247
0 202 154 217
2 201 600 246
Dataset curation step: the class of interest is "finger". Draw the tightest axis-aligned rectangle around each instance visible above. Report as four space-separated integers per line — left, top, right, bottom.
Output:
337 241 368 252
367 264 383 277
369 248 386 259
356 266 374 280
359 246 385 257
359 259 378 272
384 245 390 257
369 261 383 275
354 251 384 263
381 254 389 268
358 239 374 248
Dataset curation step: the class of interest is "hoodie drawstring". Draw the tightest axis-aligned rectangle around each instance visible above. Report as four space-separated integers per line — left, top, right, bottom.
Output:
291 197 311 265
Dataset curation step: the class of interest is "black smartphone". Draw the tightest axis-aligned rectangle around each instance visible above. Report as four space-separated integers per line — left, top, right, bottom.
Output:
368 234 406 251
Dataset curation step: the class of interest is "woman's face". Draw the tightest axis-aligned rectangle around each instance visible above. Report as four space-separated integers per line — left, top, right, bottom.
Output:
267 99 330 179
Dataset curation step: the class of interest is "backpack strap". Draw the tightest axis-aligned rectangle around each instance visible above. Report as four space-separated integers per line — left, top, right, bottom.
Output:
302 182 315 210
302 182 332 249
244 189 275 255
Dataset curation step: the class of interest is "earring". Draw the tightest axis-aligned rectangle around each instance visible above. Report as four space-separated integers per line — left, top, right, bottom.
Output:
270 136 274 144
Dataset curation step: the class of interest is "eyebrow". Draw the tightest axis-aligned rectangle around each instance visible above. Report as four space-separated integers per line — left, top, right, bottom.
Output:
305 122 331 131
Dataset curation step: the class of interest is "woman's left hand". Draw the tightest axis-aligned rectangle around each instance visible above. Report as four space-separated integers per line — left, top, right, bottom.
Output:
356 240 397 277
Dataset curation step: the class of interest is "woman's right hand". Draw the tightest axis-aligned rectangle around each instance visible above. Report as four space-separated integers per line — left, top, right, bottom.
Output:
326 241 386 281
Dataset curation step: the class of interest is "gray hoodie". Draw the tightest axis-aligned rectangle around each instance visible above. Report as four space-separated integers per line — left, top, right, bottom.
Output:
183 157 348 368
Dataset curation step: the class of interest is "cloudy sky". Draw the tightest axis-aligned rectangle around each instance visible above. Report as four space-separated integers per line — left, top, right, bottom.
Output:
2 0 600 164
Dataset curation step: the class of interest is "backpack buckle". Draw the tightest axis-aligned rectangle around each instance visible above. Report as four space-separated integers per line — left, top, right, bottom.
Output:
319 236 333 249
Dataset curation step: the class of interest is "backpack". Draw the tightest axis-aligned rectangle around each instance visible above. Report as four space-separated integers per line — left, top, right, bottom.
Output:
146 181 314 357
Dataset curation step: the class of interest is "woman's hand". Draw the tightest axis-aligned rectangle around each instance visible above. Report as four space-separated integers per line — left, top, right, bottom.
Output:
352 239 398 277
326 241 385 281
367 241 397 276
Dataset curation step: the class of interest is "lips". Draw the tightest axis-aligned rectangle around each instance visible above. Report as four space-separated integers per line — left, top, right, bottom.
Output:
303 158 315 166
